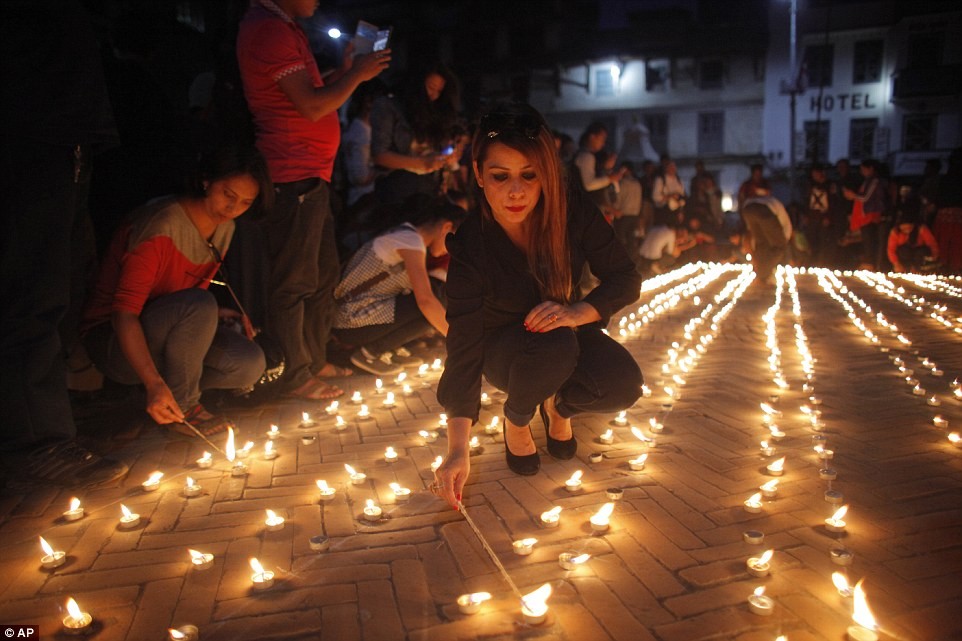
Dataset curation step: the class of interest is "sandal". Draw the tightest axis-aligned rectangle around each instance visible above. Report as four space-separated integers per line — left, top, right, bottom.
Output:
170 405 235 437
282 377 344 400
314 363 354 379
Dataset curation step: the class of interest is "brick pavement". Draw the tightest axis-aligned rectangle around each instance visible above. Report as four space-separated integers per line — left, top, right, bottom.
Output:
1 266 960 641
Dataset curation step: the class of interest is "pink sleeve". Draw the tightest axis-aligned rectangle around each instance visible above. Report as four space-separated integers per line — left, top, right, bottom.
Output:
111 237 171 316
245 20 307 82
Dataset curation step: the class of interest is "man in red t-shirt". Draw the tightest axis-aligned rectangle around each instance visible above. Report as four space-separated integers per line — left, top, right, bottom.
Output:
237 0 389 400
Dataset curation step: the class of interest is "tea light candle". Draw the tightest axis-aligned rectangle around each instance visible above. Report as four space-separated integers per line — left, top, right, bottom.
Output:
743 492 763 513
468 436 481 453
430 456 443 472
759 479 778 499
168 625 199 641
819 467 838 481
825 489 844 504
419 429 438 444
628 453 648 471
648 417 664 434
141 471 163 492
912 384 926 396
61 597 92 635
598 428 614 445
395 371 407 385
611 411 628 426
833 572 853 597
350 391 363 404
196 451 213 469
300 434 316 446
431 358 442 372
747 586 774 616
344 464 366 485
382 392 396 408
374 378 384 394
309 535 330 552
356 404 372 421
825 505 848 532
438 413 448 428
520 584 552 625
949 432 962 447
830 547 855 566
513 538 537 555
931 368 944 377
39 536 66 569
484 416 500 435
264 509 285 532
118 504 140 529
384 446 398 463
564 470 583 492
266 424 280 439
766 457 785 476
249 557 274 590
759 440 775 457
263 441 278 460
480 392 492 407
457 592 491 615
746 549 773 577
589 502 615 532
362 498 382 522
641 384 652 398
743 530 764 545
927 395 941 406
63 497 84 522
236 441 254 459
182 476 202 498
558 552 591 570
767 425 786 441
299 412 315 428
402 383 413 397
606 487 624 501
589 452 603 464
814 445 834 460
325 401 339 415
389 482 410 503
933 415 948 429
540 506 561 528
316 480 336 502
417 364 429 378
809 395 822 405
188 548 213 570
334 416 347 431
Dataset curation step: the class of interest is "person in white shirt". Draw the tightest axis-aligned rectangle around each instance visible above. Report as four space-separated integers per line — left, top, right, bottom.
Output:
638 224 694 275
740 195 792 284
652 159 686 225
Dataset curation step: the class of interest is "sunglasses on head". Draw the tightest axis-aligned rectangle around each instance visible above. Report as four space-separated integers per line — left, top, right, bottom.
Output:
479 111 546 140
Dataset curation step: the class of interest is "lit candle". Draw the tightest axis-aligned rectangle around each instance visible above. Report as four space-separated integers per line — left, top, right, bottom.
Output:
814 444 834 460
949 432 962 448
236 441 254 459
226 428 247 476
417 364 429 378
747 586 774 616
512 538 537 555
759 479 778 499
833 572 853 597
356 404 372 421
63 497 84 522
430 456 443 472
759 440 774 457
309 535 330 552
589 502 615 532
743 492 763 514
480 392 492 407
374 378 384 394
389 482 411 503
933 415 948 429
484 416 499 435
630 425 655 447
847 579 879 641
520 583 552 625
384 446 398 463
457 592 491 615
767 424 786 441
188 548 213 570
350 391 363 404
266 424 280 440
468 436 481 453
263 441 278 460
182 476 202 498
628 453 648 471
564 470 584 493
641 384 652 398
825 505 848 533
431 358 442 372
335 416 347 431
746 549 773 577
362 498 382 522
766 457 785 476
299 411 314 428
118 504 140 529
382 392 396 408
598 428 614 445
344 464 366 485
316 479 336 502
438 413 448 428
540 506 562 528
648 417 664 434
61 597 92 635
39 536 66 569
141 471 163 492
249 557 274 590
168 625 199 641
418 429 438 444
395 372 407 386
402 383 413 396
612 411 628 426
264 509 285 532
558 552 591 570
325 401 340 415
196 451 213 469
927 395 941 407
912 384 926 396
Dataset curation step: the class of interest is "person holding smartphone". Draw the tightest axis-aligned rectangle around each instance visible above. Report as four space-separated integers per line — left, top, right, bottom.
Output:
370 61 462 206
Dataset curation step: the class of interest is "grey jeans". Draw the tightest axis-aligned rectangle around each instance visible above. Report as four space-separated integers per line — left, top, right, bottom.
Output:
83 289 265 411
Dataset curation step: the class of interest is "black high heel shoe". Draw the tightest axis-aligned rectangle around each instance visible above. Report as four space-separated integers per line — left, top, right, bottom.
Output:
540 403 577 460
502 419 540 476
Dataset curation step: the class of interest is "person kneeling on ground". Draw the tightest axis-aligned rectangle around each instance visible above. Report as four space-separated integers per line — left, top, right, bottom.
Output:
740 194 792 284
887 208 939 273
638 223 695 276
332 194 467 375
80 146 270 436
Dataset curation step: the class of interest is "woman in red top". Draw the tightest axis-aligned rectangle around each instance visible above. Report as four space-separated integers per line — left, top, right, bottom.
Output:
887 208 939 273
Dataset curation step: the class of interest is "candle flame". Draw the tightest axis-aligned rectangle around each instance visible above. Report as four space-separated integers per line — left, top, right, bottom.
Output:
814 444 825 454
169 629 186 640
375 378 383 389
145 471 164 484
200 451 211 461
120 504 133 518
69 497 81 511
351 391 362 401
520 537 538 546
541 506 562 520
385 392 395 404
570 553 591 565
760 440 769 449
302 411 310 422
269 424 279 433
469 436 480 448
832 571 851 592
249 557 264 574
468 591 492 604
365 498 376 509
601 428 613 439
760 480 778 492
753 586 766 598
397 372 407 384
186 476 196 488
188 549 206 561
630 426 647 441
757 549 774 565
418 430 430 438
768 457 785 472
431 455 443 470
489 416 499 428
852 579 877 630
65 597 83 619
316 479 330 491
389 482 402 492
226 427 236 461
418 364 429 376
566 470 583 484
521 583 552 615
265 509 281 523
746 492 762 505
590 502 615 525
39 536 54 556
949 432 961 444
335 416 346 428
648 418 659 429
431 358 442 370
344 464 357 476
385 446 396 457
629 453 649 465
830 505 849 522
240 441 253 452
760 402 775 414
264 441 274 455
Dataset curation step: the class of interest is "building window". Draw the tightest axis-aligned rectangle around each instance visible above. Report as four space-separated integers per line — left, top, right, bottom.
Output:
804 44 834 87
644 114 669 156
903 115 936 151
852 40 883 84
699 60 723 90
594 67 615 97
698 112 724 155
804 120 830 164
645 59 670 92
849 118 878 160
907 32 943 68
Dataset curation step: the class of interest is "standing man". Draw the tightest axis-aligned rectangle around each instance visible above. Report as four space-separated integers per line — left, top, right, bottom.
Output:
238 0 390 400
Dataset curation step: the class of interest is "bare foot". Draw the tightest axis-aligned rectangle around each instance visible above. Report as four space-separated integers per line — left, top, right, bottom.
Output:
504 418 537 455
543 395 572 441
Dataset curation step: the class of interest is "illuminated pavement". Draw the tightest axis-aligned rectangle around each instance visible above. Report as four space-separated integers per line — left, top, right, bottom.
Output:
1 265 960 641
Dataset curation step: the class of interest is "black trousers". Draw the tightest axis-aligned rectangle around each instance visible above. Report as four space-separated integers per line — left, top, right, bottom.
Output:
483 323 643 427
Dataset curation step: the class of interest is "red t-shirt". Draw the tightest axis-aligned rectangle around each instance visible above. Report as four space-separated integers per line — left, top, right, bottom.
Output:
237 3 340 183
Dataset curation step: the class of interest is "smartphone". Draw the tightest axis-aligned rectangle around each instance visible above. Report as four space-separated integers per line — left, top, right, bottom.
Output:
373 27 392 52
441 145 455 156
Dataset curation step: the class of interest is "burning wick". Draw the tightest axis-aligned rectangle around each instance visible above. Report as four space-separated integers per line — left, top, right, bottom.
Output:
141 471 163 492
39 536 66 569
825 505 849 533
118 504 140 529
389 482 411 503
747 586 774 616
513 538 537 555
589 502 615 532
183 476 202 497
457 592 491 615
188 548 213 570
264 509 285 532
62 597 92 634
316 479 336 502
558 552 591 570
746 549 773 577
564 470 584 493
249 557 274 590
520 583 552 625
344 464 366 485
63 497 84 522
540 506 562 528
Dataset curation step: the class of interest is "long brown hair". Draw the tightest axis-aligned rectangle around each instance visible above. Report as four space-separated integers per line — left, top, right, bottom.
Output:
472 103 571 303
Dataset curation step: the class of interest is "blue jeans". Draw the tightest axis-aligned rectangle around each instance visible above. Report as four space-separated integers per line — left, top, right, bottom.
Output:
83 289 265 411
483 323 643 427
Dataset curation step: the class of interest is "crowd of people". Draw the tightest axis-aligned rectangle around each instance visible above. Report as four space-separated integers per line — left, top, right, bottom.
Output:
3 0 959 494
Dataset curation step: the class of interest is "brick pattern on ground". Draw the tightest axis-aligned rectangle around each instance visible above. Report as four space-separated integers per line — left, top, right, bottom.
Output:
1 268 961 641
